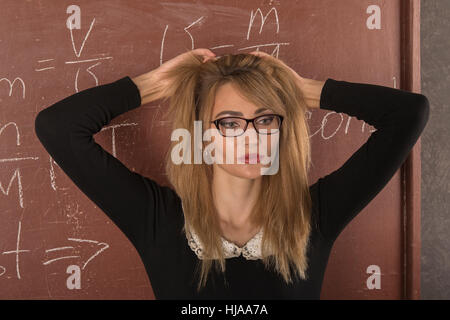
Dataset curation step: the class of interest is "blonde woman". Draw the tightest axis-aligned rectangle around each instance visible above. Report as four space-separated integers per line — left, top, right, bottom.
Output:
34 48 429 299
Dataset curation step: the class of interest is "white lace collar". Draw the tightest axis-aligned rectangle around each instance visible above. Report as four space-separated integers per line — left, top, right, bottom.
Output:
181 203 264 260
185 225 264 260
181 202 265 260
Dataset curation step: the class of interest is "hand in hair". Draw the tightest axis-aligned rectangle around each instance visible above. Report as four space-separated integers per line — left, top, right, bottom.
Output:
132 48 216 105
156 48 217 77
249 51 324 109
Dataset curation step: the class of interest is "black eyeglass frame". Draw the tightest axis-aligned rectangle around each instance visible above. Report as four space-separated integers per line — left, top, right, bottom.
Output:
210 113 284 137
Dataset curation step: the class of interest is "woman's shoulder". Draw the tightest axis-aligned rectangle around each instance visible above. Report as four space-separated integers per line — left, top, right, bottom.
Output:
141 176 185 226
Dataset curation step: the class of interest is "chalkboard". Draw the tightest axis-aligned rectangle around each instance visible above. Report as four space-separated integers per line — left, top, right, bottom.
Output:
0 0 422 299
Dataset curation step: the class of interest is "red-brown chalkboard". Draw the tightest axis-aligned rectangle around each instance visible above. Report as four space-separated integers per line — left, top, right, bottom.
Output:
0 0 422 299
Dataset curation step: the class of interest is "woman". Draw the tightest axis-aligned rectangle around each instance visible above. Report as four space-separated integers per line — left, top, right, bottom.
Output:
34 48 429 299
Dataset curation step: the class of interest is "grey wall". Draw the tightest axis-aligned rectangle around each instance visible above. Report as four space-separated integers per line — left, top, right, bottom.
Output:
421 0 450 300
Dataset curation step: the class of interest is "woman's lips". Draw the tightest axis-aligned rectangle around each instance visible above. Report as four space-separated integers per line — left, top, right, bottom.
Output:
238 153 261 163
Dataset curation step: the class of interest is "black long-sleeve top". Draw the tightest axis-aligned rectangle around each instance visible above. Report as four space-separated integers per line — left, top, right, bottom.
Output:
34 75 429 299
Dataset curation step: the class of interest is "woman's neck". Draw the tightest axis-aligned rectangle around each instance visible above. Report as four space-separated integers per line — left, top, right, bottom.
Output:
212 165 262 230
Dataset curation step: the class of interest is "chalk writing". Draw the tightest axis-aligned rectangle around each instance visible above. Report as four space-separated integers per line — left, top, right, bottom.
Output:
0 221 109 280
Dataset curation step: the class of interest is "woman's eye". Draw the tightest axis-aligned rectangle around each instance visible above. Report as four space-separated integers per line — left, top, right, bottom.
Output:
256 116 274 125
221 121 239 128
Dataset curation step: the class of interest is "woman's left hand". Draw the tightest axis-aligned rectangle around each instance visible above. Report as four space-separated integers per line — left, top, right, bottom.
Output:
248 51 323 109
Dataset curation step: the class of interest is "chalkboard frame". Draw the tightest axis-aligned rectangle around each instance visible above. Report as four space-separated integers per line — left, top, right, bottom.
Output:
400 0 422 300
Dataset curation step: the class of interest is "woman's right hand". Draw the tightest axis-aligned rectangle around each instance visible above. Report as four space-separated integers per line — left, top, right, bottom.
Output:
155 48 216 79
132 48 216 105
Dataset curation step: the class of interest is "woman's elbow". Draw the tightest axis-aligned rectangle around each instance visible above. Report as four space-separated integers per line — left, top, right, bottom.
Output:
34 107 60 142
410 93 430 134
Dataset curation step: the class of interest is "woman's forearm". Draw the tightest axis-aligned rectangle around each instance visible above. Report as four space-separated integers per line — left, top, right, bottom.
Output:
132 69 173 106
298 78 326 109
131 70 162 106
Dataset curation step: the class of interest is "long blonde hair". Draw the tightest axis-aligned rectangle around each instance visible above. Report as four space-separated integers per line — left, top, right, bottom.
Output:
154 51 313 292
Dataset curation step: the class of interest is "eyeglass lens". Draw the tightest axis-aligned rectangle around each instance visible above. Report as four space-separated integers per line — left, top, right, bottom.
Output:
218 115 281 137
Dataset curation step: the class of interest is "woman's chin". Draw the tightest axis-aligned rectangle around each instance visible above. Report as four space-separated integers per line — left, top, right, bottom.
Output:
217 163 264 180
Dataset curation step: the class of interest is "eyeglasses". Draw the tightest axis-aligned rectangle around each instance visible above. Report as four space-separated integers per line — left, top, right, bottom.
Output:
210 114 283 137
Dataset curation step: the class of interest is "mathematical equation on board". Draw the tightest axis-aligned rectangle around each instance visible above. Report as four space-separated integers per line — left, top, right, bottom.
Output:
0 4 384 290
1 221 108 289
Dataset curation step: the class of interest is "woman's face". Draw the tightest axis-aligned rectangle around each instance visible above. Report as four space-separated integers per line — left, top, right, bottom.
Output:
208 82 280 180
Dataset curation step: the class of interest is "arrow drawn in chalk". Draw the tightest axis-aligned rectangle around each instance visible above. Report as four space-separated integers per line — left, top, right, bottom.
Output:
42 238 109 270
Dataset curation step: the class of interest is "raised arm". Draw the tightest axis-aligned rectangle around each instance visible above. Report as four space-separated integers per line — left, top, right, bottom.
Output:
34 76 178 256
312 78 430 243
